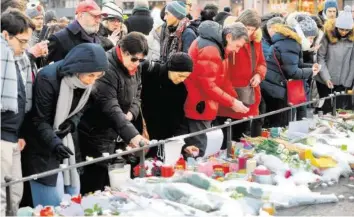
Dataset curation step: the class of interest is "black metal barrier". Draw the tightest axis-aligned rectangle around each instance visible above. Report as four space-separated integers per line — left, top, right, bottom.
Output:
1 92 351 214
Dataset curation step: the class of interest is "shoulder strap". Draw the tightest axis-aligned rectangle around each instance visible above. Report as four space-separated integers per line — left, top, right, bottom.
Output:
250 41 256 74
272 48 286 81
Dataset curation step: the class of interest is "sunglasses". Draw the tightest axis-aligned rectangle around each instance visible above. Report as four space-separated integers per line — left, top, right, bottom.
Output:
130 56 145 63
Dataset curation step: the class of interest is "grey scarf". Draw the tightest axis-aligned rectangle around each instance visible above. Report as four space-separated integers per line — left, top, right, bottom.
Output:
54 75 92 187
1 36 33 113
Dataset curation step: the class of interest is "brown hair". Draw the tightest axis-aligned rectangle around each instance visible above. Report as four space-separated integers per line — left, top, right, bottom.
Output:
1 0 27 13
236 9 261 29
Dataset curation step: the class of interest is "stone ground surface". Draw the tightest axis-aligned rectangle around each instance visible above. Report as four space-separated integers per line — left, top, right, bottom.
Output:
276 178 354 216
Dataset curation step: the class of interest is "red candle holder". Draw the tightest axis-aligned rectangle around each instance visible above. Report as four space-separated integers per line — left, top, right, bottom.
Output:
161 165 174 177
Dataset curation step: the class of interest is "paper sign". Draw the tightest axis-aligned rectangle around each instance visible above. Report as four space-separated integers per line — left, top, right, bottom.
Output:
204 129 223 157
288 120 310 139
164 139 185 165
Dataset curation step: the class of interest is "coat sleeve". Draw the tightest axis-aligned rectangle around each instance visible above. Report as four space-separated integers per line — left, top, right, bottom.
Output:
182 28 197 53
192 47 235 107
276 45 312 80
46 35 63 64
129 72 142 120
317 36 331 82
93 70 139 143
256 46 267 80
32 75 62 151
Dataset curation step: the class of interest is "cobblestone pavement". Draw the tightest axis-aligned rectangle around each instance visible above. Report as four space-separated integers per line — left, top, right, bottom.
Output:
276 178 354 216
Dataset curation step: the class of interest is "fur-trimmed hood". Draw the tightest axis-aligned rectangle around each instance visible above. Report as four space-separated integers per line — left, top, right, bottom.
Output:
324 19 354 44
251 28 263 43
271 24 302 44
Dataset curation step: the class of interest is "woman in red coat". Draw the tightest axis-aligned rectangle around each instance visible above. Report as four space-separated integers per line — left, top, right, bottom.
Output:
218 9 266 146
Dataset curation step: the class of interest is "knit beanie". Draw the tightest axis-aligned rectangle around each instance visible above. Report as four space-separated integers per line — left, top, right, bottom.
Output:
26 1 44 19
102 2 123 21
335 5 354 30
166 1 187 20
167 52 193 73
224 7 231 13
296 14 318 37
324 0 338 13
44 10 57 24
134 0 149 9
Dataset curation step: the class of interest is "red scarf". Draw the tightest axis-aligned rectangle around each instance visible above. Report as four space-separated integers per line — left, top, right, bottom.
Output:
116 46 137 76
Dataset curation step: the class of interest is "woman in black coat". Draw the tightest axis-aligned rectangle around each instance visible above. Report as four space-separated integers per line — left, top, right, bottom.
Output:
78 32 149 194
22 43 107 207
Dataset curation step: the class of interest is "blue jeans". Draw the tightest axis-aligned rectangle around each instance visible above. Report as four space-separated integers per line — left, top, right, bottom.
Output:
30 172 80 207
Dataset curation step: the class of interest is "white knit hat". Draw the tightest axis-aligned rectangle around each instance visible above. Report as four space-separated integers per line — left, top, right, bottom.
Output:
102 2 124 21
335 5 353 30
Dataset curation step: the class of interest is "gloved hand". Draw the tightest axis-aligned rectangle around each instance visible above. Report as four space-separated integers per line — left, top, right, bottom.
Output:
55 119 75 139
55 144 74 160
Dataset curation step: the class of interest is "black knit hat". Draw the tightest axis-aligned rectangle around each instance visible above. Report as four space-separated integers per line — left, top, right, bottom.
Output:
167 52 193 73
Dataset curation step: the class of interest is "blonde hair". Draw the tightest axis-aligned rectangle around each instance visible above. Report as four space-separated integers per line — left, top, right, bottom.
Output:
223 16 237 27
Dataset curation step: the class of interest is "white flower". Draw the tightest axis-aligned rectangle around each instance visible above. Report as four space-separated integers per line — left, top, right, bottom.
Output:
282 149 289 155
279 153 287 160
278 144 285 150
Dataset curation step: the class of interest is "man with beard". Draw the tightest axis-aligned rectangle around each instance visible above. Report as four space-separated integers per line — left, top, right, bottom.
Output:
46 0 107 63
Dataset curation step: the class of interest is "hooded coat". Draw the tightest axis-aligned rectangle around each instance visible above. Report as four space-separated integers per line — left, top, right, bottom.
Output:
316 19 354 88
184 21 235 121
218 29 267 119
124 8 154 35
261 24 313 100
22 44 108 186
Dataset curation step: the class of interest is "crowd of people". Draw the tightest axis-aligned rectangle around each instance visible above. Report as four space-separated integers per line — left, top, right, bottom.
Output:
1 0 354 215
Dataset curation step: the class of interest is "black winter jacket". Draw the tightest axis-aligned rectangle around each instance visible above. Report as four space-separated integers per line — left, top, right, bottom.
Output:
22 44 108 186
141 61 187 140
79 48 141 159
47 20 101 63
124 8 153 35
22 62 85 186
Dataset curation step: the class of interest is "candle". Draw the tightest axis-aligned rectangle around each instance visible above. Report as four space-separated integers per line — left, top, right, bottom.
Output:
238 157 247 170
161 165 174 177
246 159 257 174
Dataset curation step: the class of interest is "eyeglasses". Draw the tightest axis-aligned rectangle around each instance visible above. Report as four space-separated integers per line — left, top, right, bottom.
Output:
107 18 121 23
12 36 29 46
130 56 145 63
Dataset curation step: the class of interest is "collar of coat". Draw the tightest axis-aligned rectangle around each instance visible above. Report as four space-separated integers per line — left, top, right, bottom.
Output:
324 19 354 44
271 24 302 44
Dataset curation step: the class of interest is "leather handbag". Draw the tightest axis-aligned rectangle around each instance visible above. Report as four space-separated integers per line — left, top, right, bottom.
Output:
235 86 255 106
273 49 307 105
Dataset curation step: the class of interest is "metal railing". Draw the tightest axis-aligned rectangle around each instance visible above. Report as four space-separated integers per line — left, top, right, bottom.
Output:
1 92 352 215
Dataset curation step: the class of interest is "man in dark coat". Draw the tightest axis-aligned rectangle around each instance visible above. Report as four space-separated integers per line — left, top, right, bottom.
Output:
124 0 153 35
46 0 107 63
160 1 197 62
1 9 35 215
